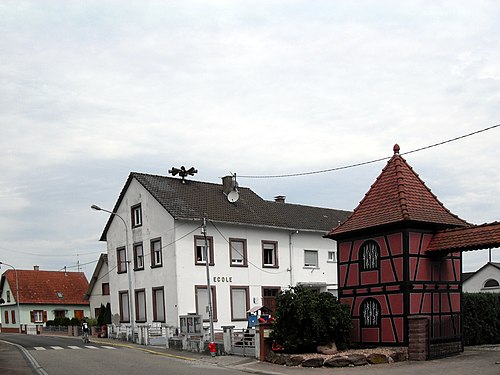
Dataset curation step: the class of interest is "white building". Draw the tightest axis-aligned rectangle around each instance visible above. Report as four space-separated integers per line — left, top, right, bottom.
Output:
463 262 500 293
85 254 110 319
96 172 350 331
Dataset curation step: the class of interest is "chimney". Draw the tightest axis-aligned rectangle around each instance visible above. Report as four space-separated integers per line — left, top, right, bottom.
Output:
33 265 40 271
274 195 286 203
222 175 234 195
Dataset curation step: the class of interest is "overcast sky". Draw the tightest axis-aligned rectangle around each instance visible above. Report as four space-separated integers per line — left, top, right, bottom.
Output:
1 1 499 279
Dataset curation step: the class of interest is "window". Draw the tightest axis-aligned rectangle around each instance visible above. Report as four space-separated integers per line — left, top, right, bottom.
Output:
119 291 130 322
304 250 319 267
484 279 500 288
74 310 84 320
33 310 44 323
230 238 247 266
327 251 336 263
56 291 63 299
4 311 8 324
150 238 163 268
54 310 65 319
360 240 380 271
131 204 142 228
262 287 281 313
94 307 101 318
134 242 144 270
195 285 217 322
231 286 249 321
6 291 10 303
360 298 381 327
153 287 165 322
195 236 214 265
117 247 127 273
135 289 146 322
11 310 16 324
102 283 110 296
262 241 278 268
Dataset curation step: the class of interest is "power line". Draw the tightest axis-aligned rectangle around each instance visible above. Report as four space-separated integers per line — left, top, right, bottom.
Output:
238 123 500 179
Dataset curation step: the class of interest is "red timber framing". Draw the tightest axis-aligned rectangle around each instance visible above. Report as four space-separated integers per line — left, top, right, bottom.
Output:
328 145 500 358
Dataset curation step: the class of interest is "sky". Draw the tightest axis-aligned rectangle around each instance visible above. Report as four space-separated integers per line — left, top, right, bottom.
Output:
1 1 499 280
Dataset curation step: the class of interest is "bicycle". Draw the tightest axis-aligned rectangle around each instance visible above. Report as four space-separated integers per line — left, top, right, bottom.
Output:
82 331 90 344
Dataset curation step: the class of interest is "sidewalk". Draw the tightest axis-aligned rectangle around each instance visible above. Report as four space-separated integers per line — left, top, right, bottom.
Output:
0 339 40 375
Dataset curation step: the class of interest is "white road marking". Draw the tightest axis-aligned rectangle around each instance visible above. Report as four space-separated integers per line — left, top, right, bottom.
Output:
51 346 64 350
101 346 117 350
68 346 81 349
34 347 46 351
85 345 99 349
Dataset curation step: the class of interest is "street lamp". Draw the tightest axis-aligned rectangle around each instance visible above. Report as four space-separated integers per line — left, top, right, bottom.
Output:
91 204 136 342
0 262 21 333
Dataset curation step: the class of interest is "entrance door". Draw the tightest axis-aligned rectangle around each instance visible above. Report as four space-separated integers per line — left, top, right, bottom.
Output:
262 287 280 314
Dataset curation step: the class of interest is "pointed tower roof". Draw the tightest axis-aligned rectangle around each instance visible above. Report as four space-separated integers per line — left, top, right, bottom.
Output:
328 144 469 239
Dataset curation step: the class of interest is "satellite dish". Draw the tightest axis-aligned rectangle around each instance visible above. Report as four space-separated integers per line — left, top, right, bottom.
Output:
227 190 240 203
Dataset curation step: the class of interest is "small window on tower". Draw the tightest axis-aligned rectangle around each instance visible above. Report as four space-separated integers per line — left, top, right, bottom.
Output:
359 240 380 271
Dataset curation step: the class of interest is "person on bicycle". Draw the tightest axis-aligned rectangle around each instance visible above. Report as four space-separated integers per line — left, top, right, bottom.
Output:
82 320 90 342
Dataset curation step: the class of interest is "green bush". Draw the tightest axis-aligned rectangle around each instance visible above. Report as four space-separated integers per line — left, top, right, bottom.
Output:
463 292 500 346
270 285 353 353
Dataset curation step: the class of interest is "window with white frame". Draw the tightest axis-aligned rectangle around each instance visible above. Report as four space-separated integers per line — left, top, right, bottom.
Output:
262 241 278 268
195 236 214 265
360 240 380 271
134 242 144 270
151 238 162 268
230 238 247 266
327 251 336 263
34 310 43 323
231 286 249 321
131 204 142 228
119 291 130 322
304 250 319 267
117 247 127 273
135 289 146 322
153 287 165 322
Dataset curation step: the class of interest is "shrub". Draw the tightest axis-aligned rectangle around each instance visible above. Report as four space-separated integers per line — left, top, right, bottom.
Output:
270 285 353 353
463 292 500 345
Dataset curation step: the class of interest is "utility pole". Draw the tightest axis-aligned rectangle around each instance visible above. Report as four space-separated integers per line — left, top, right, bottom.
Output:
202 218 215 344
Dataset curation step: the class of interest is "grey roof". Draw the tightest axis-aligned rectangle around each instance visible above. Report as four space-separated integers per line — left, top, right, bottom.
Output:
100 172 351 241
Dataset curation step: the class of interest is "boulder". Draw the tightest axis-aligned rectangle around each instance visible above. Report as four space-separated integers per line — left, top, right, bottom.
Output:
274 354 288 366
346 354 368 366
302 357 325 367
367 353 389 364
286 355 305 367
390 351 407 362
324 356 351 367
317 342 338 355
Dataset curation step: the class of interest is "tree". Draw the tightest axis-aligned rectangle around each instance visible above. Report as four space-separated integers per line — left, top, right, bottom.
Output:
270 285 353 353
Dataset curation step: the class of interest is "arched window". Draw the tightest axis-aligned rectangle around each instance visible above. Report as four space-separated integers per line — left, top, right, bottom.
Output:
359 240 380 271
360 298 381 327
483 279 500 288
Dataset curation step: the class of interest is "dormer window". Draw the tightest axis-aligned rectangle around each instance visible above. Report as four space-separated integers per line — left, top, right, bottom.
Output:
56 291 63 299
131 204 142 228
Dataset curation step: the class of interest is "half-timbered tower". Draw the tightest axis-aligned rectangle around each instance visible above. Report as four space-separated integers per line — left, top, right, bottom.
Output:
327 144 473 350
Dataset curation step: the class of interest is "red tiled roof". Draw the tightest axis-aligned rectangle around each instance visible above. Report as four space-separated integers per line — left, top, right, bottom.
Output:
328 145 469 238
1 269 89 305
426 222 500 253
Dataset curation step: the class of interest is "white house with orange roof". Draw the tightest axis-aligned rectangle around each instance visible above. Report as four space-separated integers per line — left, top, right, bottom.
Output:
0 266 90 333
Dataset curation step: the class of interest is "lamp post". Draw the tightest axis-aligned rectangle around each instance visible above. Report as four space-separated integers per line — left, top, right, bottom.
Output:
0 262 21 333
91 204 135 342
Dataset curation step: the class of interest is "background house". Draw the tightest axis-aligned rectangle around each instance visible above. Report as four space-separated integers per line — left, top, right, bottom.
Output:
85 253 110 319
96 172 351 333
0 266 90 333
463 262 500 293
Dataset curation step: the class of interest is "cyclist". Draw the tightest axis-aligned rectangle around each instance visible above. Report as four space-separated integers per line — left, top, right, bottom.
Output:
81 320 90 343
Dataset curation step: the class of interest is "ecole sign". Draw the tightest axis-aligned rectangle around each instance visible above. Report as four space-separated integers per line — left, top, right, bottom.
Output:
213 276 232 283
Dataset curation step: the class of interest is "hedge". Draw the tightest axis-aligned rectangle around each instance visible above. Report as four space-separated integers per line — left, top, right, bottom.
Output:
463 292 500 346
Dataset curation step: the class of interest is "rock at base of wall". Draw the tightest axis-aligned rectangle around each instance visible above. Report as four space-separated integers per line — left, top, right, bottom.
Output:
324 356 352 367
302 357 325 367
346 354 368 366
317 342 338 355
367 353 389 364
286 355 305 366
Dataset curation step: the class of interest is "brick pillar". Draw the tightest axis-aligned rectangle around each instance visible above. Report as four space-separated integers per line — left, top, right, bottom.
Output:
408 316 429 361
257 323 273 362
